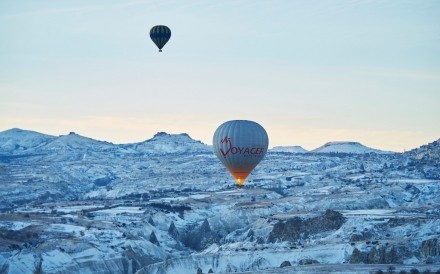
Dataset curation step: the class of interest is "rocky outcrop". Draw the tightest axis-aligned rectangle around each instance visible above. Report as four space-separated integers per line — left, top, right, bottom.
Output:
350 230 373 242
350 248 366 264
246 229 255 241
168 221 179 240
181 219 220 251
351 239 440 265
350 244 412 264
2 246 162 274
124 245 162 272
298 258 319 265
149 231 160 246
148 216 156 226
420 238 439 263
405 138 440 179
268 209 345 242
407 138 440 162
368 245 400 264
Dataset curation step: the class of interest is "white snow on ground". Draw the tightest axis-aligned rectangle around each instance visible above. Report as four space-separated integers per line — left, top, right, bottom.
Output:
150 196 189 203
5 253 37 274
0 221 36 231
388 179 440 184
46 224 85 235
341 209 396 218
55 205 105 213
41 250 76 273
94 206 145 214
142 244 350 274
189 194 211 199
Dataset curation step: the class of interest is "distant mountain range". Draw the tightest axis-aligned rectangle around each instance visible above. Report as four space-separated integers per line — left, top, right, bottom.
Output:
0 128 210 156
1 128 438 156
270 142 393 154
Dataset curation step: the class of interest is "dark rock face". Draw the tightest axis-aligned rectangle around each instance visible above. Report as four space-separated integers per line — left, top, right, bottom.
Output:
268 209 345 242
148 216 156 226
196 219 220 251
167 219 220 251
123 246 160 273
351 239 440 265
420 238 438 257
350 248 367 264
168 221 180 240
420 238 439 263
298 258 319 265
181 219 220 251
248 257 270 271
149 231 160 246
350 230 373 242
268 216 302 243
280 261 291 268
350 244 412 264
368 245 399 264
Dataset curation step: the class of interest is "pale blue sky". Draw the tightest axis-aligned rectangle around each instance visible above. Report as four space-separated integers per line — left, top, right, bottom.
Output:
1 0 439 151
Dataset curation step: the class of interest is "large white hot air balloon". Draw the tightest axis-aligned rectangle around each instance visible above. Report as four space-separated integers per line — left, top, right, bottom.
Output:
213 120 269 186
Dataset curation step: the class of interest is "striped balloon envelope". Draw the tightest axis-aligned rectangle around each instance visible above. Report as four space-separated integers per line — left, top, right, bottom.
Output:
149 25 171 52
213 120 269 187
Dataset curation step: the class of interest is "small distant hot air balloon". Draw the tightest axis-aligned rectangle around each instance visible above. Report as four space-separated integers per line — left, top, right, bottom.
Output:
149 25 171 52
213 120 269 187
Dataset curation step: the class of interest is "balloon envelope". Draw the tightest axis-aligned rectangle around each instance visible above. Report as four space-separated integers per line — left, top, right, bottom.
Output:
213 120 269 186
149 25 171 52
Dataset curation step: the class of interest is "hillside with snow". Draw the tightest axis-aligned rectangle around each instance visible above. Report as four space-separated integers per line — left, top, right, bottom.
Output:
122 132 211 154
406 138 440 161
270 146 308 153
0 128 55 154
0 128 439 274
310 141 391 154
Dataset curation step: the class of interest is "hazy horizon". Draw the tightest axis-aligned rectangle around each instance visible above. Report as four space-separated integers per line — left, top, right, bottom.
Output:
1 1 439 152
2 126 438 153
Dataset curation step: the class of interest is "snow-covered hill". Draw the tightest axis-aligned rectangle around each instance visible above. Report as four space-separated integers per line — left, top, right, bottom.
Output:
406 138 440 161
0 128 55 154
270 146 307 153
0 129 439 274
310 141 391 154
0 129 211 158
123 132 211 155
42 132 115 151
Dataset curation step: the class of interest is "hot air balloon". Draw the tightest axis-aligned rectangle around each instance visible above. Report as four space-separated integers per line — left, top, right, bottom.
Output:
213 120 269 187
149 25 171 52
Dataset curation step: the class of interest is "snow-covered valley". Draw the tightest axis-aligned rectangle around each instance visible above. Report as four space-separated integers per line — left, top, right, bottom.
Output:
0 129 439 274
